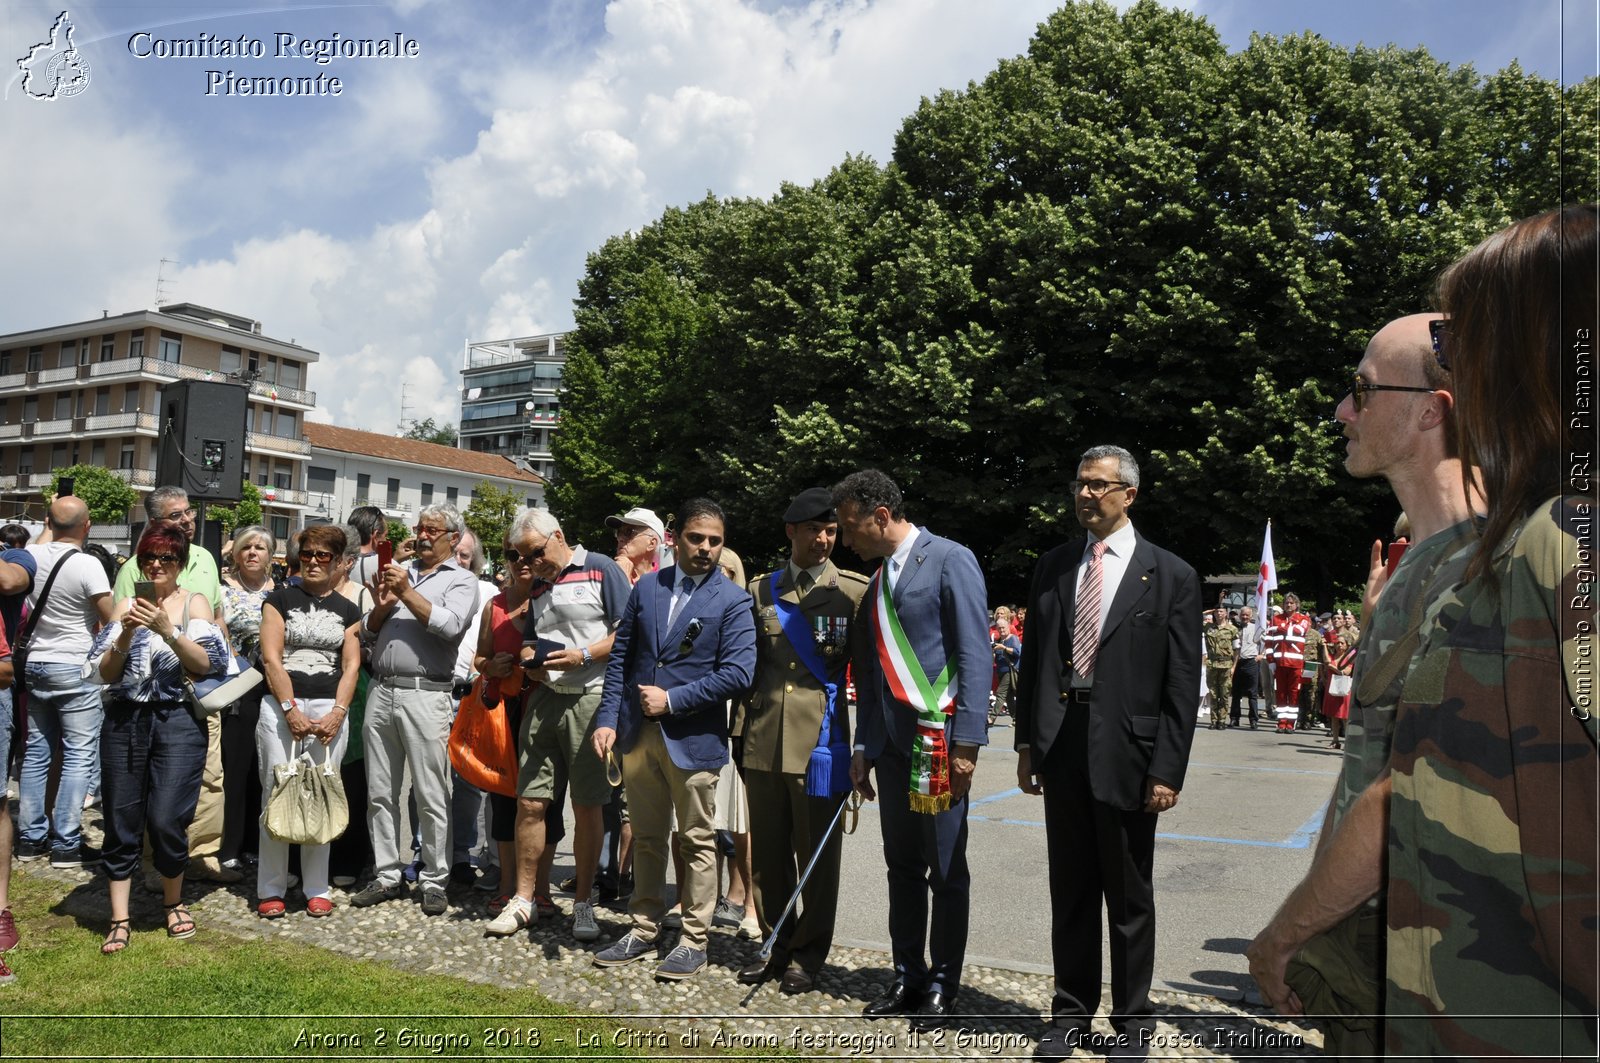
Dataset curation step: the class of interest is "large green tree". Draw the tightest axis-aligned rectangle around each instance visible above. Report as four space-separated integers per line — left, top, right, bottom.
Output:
48 465 136 525
463 481 521 567
553 0 1598 602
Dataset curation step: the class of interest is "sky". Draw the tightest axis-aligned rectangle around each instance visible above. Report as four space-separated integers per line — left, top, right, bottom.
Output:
2 0 1595 436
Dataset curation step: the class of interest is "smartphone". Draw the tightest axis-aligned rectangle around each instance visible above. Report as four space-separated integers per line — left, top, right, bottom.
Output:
376 540 393 570
59 476 75 497
1385 538 1410 578
134 580 158 603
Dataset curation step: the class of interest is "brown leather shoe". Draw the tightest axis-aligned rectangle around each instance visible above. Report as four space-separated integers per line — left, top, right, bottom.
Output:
779 966 816 994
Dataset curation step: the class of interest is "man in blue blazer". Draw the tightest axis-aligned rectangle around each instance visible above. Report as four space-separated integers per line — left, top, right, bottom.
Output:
591 498 756 981
832 469 990 1026
1015 445 1201 1061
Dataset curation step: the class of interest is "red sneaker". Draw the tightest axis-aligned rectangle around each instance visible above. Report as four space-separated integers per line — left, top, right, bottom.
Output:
0 908 17 953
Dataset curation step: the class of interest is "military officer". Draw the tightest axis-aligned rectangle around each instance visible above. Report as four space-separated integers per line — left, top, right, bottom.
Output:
1203 608 1238 729
732 488 869 994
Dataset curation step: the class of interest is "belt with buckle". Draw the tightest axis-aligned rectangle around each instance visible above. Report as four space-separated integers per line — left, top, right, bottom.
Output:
378 674 454 691
1060 688 1093 704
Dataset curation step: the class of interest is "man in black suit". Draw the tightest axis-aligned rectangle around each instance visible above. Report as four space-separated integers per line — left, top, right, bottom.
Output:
1015 445 1201 1061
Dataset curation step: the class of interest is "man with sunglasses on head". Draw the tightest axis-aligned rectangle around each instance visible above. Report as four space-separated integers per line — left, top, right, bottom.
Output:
485 509 628 943
591 499 756 981
1248 314 1477 1056
353 504 480 917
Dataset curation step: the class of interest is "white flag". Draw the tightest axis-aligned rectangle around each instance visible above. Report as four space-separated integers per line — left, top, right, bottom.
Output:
1255 521 1277 641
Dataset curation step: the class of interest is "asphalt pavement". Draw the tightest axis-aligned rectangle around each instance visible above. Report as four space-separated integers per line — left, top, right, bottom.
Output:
829 715 1340 1005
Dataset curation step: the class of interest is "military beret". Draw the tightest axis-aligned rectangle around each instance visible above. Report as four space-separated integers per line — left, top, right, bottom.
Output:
783 487 835 524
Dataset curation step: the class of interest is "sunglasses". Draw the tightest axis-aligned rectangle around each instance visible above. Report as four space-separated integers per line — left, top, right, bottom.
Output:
1428 318 1451 371
138 553 181 565
1348 375 1438 413
298 549 335 564
678 618 704 657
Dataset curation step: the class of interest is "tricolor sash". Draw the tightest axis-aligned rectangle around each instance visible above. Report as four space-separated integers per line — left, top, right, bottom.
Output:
872 567 958 814
769 571 849 798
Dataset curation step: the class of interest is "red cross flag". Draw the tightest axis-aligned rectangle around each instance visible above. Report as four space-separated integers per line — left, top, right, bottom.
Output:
1255 521 1277 641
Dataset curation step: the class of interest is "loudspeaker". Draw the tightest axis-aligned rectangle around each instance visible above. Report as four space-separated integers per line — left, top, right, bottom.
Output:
154 380 248 503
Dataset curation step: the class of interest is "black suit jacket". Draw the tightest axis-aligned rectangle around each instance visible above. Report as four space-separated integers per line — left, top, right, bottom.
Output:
1014 528 1202 811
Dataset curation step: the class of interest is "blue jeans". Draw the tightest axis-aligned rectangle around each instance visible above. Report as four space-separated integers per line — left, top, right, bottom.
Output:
19 661 104 852
101 698 207 880
0 686 14 783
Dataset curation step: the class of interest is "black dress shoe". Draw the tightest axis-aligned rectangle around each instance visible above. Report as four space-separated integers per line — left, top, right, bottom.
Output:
736 955 785 986
779 966 815 994
910 990 951 1030
862 982 921 1018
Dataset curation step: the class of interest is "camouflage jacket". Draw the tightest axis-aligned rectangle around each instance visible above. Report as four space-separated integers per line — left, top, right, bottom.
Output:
1386 496 1598 1058
1203 621 1238 666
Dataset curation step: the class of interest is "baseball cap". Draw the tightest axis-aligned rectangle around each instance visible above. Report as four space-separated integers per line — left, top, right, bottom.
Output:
605 507 665 541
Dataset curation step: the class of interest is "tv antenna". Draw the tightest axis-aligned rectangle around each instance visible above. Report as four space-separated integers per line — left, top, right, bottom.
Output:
399 382 415 433
156 258 180 307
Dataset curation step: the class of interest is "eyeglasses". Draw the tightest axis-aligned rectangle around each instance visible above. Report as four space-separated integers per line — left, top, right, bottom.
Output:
1348 376 1438 413
159 507 197 520
298 549 335 564
138 553 181 565
1070 479 1132 498
412 525 450 539
1429 318 1451 371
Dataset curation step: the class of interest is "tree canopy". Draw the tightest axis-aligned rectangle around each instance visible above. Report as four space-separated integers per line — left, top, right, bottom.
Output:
403 418 458 447
463 481 521 565
208 481 263 538
551 0 1598 605
48 465 136 525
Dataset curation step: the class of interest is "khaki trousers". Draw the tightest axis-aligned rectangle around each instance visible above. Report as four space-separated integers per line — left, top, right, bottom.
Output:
620 722 718 949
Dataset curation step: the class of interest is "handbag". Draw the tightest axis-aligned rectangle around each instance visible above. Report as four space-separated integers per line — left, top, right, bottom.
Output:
186 654 265 716
264 739 349 845
1327 672 1353 697
448 675 519 797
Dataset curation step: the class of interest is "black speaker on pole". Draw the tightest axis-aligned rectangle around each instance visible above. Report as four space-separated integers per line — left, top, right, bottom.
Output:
154 380 248 503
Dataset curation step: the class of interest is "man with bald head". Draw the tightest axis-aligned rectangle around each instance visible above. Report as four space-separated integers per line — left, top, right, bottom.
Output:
1248 314 1479 1055
17 496 113 868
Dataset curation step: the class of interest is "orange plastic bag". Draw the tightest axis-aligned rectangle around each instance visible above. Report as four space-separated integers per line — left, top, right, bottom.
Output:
449 676 520 797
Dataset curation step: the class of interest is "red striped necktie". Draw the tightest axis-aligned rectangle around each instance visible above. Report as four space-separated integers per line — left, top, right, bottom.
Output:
1073 539 1108 678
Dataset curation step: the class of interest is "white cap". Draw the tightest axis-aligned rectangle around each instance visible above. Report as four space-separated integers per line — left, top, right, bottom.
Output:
605 506 665 540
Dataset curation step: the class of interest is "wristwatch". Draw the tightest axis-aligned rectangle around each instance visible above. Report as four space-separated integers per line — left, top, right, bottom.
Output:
580 646 593 667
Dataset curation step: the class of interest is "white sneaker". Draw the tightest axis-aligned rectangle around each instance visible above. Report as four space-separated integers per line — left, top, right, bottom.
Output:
572 900 600 942
484 895 534 937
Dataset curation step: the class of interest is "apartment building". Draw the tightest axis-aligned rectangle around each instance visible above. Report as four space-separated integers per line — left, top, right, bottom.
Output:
458 331 566 481
0 303 317 542
305 423 545 530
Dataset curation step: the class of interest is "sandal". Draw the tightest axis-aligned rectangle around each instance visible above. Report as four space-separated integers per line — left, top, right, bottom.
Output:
101 918 131 955
532 893 558 919
165 903 196 939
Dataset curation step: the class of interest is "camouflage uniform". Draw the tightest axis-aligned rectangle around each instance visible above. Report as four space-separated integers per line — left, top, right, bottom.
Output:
1203 620 1237 728
1386 496 1598 1058
1283 518 1478 1056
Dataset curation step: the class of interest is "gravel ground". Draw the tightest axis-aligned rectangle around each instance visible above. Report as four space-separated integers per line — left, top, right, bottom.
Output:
20 842 1322 1061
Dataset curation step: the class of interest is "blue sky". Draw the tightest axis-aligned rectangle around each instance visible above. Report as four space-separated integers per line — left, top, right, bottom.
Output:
2 0 1594 434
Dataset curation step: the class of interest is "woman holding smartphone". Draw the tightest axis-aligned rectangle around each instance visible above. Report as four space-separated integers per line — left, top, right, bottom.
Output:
86 522 228 953
254 524 363 918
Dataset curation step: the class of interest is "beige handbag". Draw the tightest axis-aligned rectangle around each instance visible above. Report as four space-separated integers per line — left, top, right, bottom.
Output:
264 740 348 845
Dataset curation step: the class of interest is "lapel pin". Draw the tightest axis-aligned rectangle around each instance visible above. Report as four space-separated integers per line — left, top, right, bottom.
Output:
915 555 926 565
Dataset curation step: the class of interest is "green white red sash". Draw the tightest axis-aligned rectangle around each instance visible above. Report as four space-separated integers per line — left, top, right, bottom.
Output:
873 567 957 814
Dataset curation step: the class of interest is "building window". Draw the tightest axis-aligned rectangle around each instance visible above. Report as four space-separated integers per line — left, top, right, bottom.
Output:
129 334 144 360
277 410 296 437
27 347 43 372
307 466 336 494
55 394 72 420
386 477 399 507
122 386 140 413
22 398 37 423
271 515 290 540
119 444 134 469
357 473 370 501
51 444 67 469
100 336 115 362
275 468 291 490
0 351 9 374
18 454 33 477
91 441 105 466
248 351 259 374
420 482 433 506
446 486 459 506
94 387 110 416
220 347 241 375
158 333 182 364
280 361 301 388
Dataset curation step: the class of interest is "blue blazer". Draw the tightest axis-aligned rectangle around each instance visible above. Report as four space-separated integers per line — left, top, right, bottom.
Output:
595 564 757 772
855 529 991 760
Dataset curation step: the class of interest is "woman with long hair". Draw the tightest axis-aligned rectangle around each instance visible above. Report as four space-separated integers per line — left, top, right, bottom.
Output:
86 522 229 952
1384 203 1598 1057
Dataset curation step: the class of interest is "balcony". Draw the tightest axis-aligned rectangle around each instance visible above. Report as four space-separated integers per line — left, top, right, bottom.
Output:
0 475 15 492
86 358 316 407
0 423 19 441
38 364 81 385
110 467 158 488
0 372 24 391
353 496 411 516
85 412 159 434
246 431 311 457
258 487 309 507
19 418 73 440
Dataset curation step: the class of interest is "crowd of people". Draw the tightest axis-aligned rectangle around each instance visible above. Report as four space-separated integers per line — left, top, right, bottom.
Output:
0 204 1594 1062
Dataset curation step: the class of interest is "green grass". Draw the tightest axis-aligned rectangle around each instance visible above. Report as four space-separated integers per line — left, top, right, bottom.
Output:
0 873 696 1060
